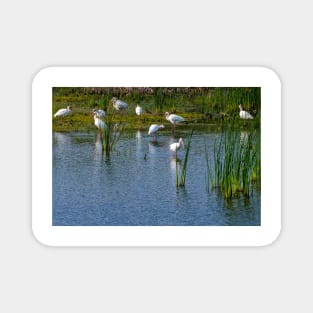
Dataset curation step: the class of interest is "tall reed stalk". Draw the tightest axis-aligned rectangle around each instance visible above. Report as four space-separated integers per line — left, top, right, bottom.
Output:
176 129 194 188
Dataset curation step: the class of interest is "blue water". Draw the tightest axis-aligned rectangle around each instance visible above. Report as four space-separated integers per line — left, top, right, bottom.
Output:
52 130 260 226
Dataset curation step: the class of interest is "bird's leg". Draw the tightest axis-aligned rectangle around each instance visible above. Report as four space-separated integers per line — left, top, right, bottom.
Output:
99 129 104 143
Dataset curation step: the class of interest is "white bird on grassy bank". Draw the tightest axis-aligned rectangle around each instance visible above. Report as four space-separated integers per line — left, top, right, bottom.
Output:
165 112 185 126
239 104 253 120
54 105 71 118
111 97 128 111
135 105 142 116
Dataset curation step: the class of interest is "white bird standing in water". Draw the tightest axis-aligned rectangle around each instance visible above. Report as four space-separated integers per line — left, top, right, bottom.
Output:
93 109 106 118
170 138 184 156
54 105 71 118
94 113 107 130
239 104 254 120
111 97 128 111
165 112 185 126
135 105 142 116
148 124 164 141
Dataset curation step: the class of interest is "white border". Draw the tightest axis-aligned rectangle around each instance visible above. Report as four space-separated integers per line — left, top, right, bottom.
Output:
32 67 281 246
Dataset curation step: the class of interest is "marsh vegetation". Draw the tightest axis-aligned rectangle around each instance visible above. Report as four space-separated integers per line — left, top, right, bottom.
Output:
53 87 260 132
206 124 261 199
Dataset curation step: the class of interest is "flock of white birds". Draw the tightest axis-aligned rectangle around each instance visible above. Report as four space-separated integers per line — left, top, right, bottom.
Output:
54 97 254 156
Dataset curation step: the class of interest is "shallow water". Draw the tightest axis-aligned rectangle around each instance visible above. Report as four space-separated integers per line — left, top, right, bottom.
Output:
53 130 260 226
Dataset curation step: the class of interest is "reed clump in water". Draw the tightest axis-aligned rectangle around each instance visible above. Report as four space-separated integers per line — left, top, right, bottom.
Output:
99 107 125 157
176 128 194 188
206 125 260 199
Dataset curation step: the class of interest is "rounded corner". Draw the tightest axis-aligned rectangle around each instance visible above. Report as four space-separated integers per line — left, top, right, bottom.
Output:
32 66 55 88
258 66 282 88
31 226 54 248
259 225 282 247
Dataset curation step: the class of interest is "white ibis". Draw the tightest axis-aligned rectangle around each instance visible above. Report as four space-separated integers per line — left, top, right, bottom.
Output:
239 104 254 119
170 138 184 156
148 124 165 141
93 109 106 118
54 105 71 118
135 105 142 116
94 114 107 130
165 112 185 126
111 97 128 111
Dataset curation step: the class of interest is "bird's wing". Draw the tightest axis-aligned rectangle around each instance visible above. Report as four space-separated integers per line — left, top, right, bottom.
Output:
170 143 177 151
55 108 66 116
148 125 157 134
172 114 184 121
117 100 127 108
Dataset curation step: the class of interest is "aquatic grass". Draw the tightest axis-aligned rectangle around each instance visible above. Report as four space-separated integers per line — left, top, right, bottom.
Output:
205 145 213 190
99 106 125 157
206 125 260 199
176 128 194 188
175 160 179 188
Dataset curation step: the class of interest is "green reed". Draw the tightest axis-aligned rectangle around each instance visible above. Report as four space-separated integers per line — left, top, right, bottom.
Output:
153 88 165 113
99 106 125 157
176 129 194 188
175 161 179 188
206 125 260 199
